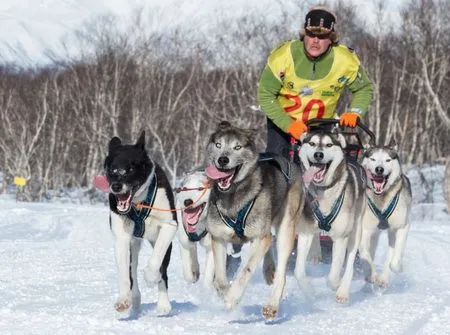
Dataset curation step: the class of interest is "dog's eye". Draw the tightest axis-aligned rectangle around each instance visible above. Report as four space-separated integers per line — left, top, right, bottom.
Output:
386 159 391 162
326 143 333 148
370 158 376 161
309 142 316 147
234 145 241 150
215 142 221 148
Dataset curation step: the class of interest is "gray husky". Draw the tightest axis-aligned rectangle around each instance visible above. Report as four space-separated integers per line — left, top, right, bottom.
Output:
360 140 412 288
297 130 366 303
205 121 304 320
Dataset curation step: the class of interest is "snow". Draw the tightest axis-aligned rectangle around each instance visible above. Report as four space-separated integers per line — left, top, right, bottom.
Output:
0 166 449 334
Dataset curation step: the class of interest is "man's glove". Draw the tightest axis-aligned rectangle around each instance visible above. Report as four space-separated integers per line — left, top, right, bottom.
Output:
340 112 360 128
287 120 308 140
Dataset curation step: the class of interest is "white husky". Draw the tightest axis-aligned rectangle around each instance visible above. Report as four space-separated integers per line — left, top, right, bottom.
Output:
360 140 412 288
176 170 214 287
176 170 243 288
297 130 366 303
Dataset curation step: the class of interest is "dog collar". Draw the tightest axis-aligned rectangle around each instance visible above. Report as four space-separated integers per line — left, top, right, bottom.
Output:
127 174 158 238
186 229 208 242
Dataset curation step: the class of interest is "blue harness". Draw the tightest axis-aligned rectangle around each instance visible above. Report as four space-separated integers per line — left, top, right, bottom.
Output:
127 175 158 238
306 188 345 232
367 193 400 230
216 200 255 240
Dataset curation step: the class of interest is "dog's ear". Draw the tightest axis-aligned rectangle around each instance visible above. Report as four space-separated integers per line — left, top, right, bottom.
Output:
362 143 371 157
336 133 347 149
300 132 308 143
388 138 398 152
108 137 122 153
245 128 257 141
136 131 146 150
217 120 231 131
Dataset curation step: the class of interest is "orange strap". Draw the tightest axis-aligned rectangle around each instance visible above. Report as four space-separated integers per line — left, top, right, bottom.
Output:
135 180 210 212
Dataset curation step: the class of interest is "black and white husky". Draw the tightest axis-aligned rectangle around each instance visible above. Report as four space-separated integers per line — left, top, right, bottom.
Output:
105 131 177 315
360 140 412 288
205 121 304 320
298 130 366 303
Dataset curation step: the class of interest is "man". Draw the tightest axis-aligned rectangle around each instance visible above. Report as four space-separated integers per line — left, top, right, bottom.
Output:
258 6 373 161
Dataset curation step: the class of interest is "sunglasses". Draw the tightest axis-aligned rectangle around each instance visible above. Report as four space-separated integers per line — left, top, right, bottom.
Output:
305 30 331 40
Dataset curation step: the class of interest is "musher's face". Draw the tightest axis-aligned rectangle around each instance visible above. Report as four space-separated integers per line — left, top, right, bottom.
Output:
304 34 332 58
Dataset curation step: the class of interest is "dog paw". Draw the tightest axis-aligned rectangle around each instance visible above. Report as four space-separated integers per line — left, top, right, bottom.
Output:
335 293 349 304
156 299 172 316
262 304 278 320
114 296 132 312
144 267 161 287
365 274 378 284
214 282 230 298
375 276 389 289
390 260 402 273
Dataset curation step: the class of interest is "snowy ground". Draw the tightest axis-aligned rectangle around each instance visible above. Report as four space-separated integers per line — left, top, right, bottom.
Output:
0 166 449 335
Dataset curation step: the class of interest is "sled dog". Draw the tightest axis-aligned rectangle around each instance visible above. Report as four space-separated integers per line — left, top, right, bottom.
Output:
297 130 366 303
176 170 243 288
205 121 304 320
360 139 412 288
105 131 177 315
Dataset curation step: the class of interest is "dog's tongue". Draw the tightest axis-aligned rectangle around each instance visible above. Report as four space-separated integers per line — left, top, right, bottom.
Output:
372 178 385 194
183 206 203 233
303 165 326 184
93 175 110 192
116 192 132 212
205 164 233 180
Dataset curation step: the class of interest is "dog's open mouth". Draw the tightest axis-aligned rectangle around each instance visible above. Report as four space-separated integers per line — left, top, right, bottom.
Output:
303 162 330 184
115 191 133 213
369 174 388 195
182 203 206 233
205 164 240 191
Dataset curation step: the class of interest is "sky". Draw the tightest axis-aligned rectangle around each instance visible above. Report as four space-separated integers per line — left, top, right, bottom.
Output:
0 165 449 334
0 0 407 65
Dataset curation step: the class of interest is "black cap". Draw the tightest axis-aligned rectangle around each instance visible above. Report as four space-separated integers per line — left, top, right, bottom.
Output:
304 8 336 32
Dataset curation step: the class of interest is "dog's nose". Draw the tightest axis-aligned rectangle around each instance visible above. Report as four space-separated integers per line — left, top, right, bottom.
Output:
111 182 122 193
184 199 193 207
314 151 324 161
375 166 384 175
218 156 229 167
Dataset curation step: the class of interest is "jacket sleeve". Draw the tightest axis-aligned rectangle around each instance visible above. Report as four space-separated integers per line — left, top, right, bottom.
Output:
257 65 294 132
347 65 373 117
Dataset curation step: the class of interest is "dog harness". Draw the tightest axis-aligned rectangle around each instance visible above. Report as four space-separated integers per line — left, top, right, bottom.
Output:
367 192 400 230
306 188 345 232
216 200 255 240
127 175 158 238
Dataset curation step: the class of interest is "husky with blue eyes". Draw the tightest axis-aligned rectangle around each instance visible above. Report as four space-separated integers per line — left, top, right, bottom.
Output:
360 139 412 288
297 130 366 304
104 131 177 316
205 121 304 320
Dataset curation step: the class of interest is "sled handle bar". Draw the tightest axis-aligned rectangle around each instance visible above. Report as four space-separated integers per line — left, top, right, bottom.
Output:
306 118 376 144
